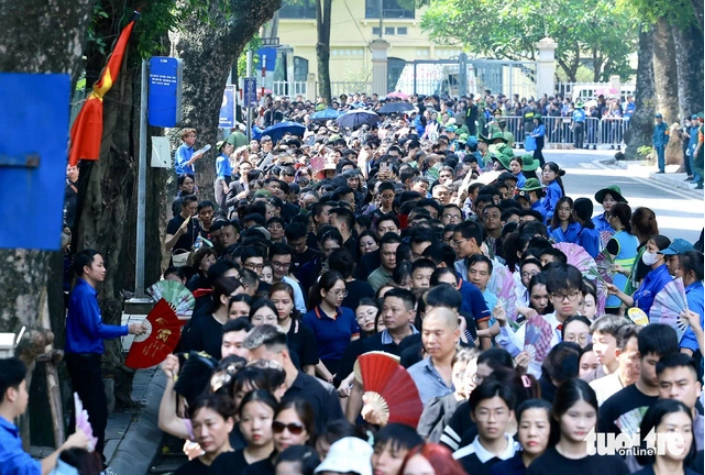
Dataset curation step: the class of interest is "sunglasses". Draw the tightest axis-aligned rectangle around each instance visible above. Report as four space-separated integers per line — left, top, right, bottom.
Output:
272 421 305 435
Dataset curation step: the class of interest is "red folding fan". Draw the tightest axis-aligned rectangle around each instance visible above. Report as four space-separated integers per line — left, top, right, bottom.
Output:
125 298 183 369
353 351 423 427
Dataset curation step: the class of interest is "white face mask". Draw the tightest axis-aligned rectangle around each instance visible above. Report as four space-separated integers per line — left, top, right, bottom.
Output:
642 251 660 266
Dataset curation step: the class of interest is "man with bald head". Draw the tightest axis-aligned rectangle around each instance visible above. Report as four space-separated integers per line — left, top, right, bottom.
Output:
407 307 460 405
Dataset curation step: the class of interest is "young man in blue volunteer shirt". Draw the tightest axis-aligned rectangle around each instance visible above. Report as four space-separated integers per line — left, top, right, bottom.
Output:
65 250 145 460
652 113 669 174
0 357 90 474
453 380 519 475
572 101 587 149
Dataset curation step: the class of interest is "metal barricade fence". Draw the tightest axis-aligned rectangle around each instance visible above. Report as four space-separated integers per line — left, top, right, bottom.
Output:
496 116 628 149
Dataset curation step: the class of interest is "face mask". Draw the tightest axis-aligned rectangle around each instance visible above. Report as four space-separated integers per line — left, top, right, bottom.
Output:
642 251 660 266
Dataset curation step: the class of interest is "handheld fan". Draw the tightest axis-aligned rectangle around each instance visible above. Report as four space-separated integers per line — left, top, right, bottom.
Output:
627 308 649 327
524 314 554 365
74 393 98 452
491 264 517 321
600 230 615 248
147 280 195 317
353 351 423 427
552 242 597 275
594 250 615 284
649 278 689 340
615 406 648 438
125 299 183 369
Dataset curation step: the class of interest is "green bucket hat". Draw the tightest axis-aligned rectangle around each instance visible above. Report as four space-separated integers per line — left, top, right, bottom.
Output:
489 131 508 143
521 154 539 172
594 185 628 204
576 101 584 109
494 152 513 171
519 177 546 192
533 113 543 120
458 133 469 144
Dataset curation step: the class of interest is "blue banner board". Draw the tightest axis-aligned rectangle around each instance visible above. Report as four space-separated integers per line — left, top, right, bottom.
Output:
219 86 235 128
244 77 258 108
148 57 183 127
0 73 70 250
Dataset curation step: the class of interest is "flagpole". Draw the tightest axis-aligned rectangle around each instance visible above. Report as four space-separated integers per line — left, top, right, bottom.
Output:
135 58 148 298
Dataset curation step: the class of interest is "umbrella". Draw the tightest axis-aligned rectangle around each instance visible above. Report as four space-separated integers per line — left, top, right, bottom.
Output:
336 109 380 130
262 121 306 142
387 91 409 99
310 108 341 121
595 86 620 97
377 102 414 114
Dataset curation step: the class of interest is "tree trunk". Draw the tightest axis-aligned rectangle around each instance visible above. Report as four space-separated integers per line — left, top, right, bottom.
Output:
0 0 92 332
0 0 94 449
625 29 656 160
171 0 282 202
652 19 680 124
672 21 704 118
316 0 333 105
692 0 704 31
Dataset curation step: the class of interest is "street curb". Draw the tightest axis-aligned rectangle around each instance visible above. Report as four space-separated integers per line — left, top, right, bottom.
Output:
595 158 704 200
109 370 165 475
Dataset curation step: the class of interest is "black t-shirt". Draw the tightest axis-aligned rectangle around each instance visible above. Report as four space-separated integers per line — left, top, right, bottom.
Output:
64 179 78 228
335 338 366 387
527 447 629 475
598 384 658 436
287 320 320 369
242 457 274 475
283 372 344 434
179 314 224 360
167 214 200 254
174 458 208 475
439 400 476 451
208 450 249 475
343 237 360 261
343 279 375 309
293 247 319 274
361 331 405 356
354 250 381 280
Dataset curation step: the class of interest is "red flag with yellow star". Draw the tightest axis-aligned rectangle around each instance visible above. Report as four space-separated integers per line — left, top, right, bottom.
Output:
68 14 138 166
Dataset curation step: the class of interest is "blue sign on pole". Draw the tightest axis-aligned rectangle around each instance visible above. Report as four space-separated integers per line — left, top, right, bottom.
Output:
219 86 235 128
148 57 183 127
244 77 258 108
0 73 70 250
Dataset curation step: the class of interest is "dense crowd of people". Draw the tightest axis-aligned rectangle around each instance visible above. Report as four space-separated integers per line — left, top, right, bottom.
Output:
2 90 703 475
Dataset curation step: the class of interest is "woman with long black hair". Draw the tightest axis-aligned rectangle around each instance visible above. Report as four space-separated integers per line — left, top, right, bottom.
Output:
527 379 629 475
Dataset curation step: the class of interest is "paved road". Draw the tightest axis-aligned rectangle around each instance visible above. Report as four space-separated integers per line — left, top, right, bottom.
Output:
540 150 703 243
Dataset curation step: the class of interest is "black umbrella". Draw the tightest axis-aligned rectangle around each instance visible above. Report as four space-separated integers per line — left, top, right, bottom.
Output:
377 102 414 114
336 109 380 130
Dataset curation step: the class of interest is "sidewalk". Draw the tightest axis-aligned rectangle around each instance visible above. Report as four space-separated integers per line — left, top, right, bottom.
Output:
597 157 704 200
28 368 165 475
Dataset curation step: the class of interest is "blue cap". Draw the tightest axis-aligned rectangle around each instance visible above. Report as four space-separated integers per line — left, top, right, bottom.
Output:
655 113 663 118
658 238 694 255
693 114 699 120
466 135 478 146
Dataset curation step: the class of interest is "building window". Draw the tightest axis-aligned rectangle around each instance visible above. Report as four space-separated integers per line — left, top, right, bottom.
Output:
397 27 408 35
372 27 381 36
279 0 316 19
384 27 395 35
365 0 415 19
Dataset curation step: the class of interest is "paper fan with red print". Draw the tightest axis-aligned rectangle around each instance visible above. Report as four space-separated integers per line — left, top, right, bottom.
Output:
353 351 423 427
552 242 597 274
649 278 689 340
147 280 195 317
125 299 183 369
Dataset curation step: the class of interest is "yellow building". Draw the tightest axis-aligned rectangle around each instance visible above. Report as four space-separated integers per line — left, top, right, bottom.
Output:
277 0 462 96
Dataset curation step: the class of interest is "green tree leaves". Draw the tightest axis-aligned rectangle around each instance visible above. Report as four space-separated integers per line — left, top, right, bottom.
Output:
421 0 637 82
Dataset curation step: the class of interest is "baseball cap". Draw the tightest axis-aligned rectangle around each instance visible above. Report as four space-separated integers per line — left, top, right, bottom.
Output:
658 238 694 255
314 437 373 475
